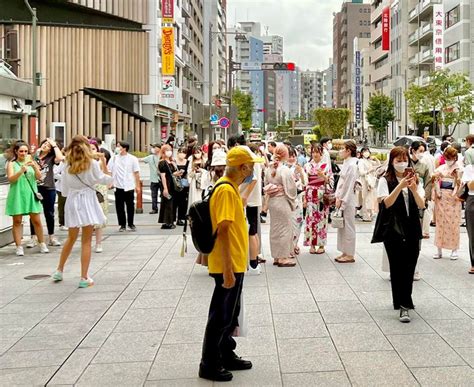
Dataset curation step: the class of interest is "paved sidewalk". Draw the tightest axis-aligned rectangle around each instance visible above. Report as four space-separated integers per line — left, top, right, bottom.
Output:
0 217 472 386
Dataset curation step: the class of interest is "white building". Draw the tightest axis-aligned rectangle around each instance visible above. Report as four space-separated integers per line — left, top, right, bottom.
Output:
300 70 324 121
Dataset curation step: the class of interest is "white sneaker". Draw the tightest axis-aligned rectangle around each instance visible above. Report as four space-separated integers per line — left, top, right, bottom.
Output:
39 242 50 254
247 263 261 276
433 253 442 259
26 238 37 248
48 238 61 247
95 244 103 253
413 272 421 281
450 251 458 260
16 246 24 256
59 225 68 231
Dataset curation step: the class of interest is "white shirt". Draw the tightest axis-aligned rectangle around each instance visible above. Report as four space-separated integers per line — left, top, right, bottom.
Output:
322 148 331 167
108 153 140 191
240 162 262 207
462 165 474 195
377 177 425 215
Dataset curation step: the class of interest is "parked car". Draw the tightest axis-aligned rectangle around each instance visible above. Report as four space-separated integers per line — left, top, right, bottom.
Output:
393 135 426 148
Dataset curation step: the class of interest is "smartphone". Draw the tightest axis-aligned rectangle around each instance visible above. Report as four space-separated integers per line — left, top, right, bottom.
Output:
403 167 414 177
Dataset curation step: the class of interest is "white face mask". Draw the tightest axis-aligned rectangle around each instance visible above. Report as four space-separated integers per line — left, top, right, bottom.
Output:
327 143 333 150
394 162 408 173
114 147 121 155
165 151 173 158
363 152 370 159
446 160 456 167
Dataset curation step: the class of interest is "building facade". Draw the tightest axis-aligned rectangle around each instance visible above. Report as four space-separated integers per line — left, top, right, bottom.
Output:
333 0 371 108
0 0 150 151
300 70 324 121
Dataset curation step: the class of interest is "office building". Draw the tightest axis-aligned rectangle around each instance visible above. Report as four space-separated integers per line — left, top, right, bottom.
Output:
300 70 324 121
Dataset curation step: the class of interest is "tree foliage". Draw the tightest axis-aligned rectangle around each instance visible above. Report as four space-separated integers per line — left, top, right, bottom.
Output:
313 108 350 139
366 93 395 135
405 69 474 135
232 89 253 130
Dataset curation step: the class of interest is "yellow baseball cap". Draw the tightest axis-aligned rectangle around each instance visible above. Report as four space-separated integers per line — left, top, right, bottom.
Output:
227 146 264 167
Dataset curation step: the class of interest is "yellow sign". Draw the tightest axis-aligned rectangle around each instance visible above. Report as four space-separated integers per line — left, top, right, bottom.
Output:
304 134 318 145
161 27 175 76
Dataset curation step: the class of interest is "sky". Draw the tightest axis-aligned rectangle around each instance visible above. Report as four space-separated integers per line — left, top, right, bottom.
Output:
227 0 346 71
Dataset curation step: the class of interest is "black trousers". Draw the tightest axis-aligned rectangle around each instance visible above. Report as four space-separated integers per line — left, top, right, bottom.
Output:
384 238 420 310
201 273 244 369
31 186 56 236
150 182 161 212
465 195 474 267
57 191 67 226
115 188 135 228
175 187 189 221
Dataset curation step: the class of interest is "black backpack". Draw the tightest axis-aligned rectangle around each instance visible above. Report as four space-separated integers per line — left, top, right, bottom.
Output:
187 181 236 254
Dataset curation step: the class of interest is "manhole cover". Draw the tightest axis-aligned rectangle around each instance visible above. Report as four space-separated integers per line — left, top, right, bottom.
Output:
24 274 51 280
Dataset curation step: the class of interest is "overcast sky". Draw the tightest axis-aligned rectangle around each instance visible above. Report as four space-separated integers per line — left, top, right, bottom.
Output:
228 0 347 71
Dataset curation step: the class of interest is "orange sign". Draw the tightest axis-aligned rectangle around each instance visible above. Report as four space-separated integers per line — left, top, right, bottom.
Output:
161 27 175 76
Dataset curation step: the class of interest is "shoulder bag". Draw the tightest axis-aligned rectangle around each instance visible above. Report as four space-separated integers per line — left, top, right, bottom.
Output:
16 162 43 201
166 161 183 192
75 174 105 203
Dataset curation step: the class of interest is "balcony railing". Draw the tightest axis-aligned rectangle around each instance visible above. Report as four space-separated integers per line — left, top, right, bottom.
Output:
182 24 191 41
182 0 191 17
409 0 442 22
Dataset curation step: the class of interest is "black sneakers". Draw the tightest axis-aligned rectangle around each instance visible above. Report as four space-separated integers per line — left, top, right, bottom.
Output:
399 307 411 323
223 356 253 371
199 365 233 382
128 225 137 232
119 226 126 232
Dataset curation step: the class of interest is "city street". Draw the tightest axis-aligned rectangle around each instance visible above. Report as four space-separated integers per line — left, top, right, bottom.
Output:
0 187 472 386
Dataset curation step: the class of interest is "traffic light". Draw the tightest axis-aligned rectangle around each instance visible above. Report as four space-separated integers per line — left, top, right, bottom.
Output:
273 62 296 71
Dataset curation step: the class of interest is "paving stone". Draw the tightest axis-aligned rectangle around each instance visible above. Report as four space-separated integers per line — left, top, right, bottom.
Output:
148 343 202 380
131 290 182 309
49 347 98 385
318 301 372 324
174 296 211 319
388 333 466 367
340 351 418 386
145 379 212 386
26 322 92 338
0 349 70 369
162 317 207 345
411 366 474 386
115 307 174 333
309 284 357 302
455 348 474 368
41 310 103 325
302 270 347 285
277 337 343 373
369 310 435 335
415 297 469 320
0 366 56 385
242 286 270 305
270 292 318 314
274 312 328 339
78 320 118 348
267 278 310 294
327 322 392 352
10 334 82 352
225 355 282 386
101 299 134 321
0 312 47 326
357 290 395 310
282 371 351 386
235 325 277 357
246 303 273 327
92 330 164 363
428 318 474 348
76 362 151 386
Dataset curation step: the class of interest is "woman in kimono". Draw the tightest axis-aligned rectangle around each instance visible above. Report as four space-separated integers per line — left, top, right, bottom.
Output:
264 145 298 267
287 146 307 257
432 146 463 260
303 143 333 254
335 140 359 263
358 147 379 222
187 146 205 209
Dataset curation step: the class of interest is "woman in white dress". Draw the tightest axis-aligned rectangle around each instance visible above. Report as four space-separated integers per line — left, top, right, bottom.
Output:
52 136 113 288
187 146 205 208
335 140 359 263
358 147 379 222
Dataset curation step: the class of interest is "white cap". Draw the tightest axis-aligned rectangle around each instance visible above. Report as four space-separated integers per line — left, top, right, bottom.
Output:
211 150 227 166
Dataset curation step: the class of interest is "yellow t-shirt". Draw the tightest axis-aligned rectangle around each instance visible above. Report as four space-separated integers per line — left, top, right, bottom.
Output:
208 177 248 274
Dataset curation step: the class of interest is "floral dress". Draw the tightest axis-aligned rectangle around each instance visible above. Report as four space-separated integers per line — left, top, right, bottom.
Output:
303 160 333 247
288 163 307 250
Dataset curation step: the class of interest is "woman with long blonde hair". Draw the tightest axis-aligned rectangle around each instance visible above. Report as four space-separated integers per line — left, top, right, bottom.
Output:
52 136 112 288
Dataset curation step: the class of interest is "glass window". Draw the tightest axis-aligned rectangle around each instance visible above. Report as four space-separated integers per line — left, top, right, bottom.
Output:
445 42 460 63
446 5 460 29
0 113 22 181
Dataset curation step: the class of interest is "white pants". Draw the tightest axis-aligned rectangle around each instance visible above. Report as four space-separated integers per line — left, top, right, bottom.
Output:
422 201 433 236
337 205 356 256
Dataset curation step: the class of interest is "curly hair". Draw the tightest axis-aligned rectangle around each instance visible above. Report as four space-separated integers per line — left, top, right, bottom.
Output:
66 135 94 174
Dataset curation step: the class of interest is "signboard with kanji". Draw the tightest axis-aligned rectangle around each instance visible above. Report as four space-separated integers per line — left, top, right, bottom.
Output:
433 5 444 70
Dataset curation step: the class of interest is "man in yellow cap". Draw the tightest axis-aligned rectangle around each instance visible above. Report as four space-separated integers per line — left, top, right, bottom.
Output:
199 145 264 382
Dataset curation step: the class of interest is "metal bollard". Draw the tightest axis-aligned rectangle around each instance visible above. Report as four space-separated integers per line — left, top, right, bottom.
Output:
136 180 143 214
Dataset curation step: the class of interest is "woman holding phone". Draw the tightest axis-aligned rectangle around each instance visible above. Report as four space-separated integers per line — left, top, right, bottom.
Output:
375 146 425 323
6 141 49 256
158 144 180 229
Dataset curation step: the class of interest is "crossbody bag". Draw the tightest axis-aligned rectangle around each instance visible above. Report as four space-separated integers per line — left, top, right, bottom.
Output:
75 174 105 203
16 162 43 201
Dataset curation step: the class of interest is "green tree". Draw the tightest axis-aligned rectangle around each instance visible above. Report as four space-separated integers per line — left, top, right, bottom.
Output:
405 69 474 135
366 94 395 140
232 89 253 130
314 108 350 139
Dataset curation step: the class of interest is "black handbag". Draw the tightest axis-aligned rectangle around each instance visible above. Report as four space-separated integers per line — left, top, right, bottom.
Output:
166 162 183 192
371 201 405 243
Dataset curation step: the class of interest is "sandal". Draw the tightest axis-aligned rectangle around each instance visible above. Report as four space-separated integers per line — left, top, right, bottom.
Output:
273 259 280 266
257 256 266 264
315 247 325 255
335 255 355 263
278 258 297 267
294 246 300 255
310 247 317 254
334 254 345 261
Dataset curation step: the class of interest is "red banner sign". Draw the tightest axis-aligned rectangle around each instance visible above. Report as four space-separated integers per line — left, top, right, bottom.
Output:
162 0 174 23
382 7 390 51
